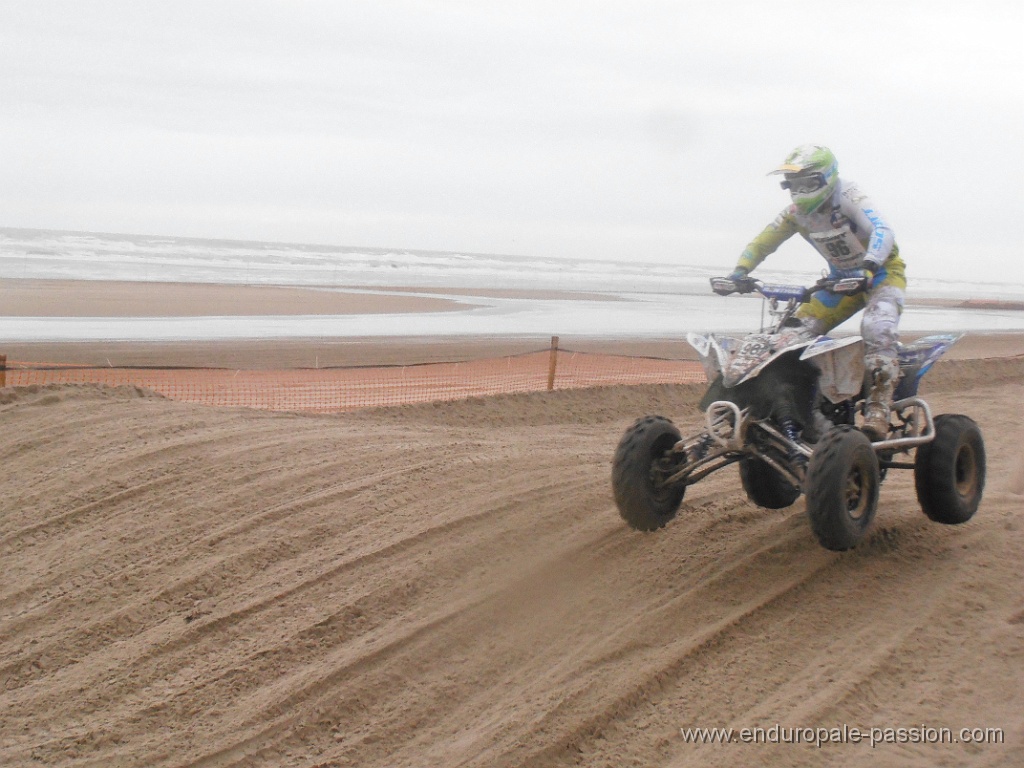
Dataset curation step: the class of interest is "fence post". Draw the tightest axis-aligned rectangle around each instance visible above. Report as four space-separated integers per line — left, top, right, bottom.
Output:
546 336 559 391
0 354 5 388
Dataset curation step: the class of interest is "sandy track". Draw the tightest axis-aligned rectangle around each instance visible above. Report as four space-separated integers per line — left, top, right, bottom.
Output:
1 358 1023 767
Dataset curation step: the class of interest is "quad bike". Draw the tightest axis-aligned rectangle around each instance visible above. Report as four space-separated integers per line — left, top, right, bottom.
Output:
612 275 986 551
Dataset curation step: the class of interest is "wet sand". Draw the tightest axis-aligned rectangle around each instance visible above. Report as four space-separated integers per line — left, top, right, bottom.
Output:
2 278 1023 368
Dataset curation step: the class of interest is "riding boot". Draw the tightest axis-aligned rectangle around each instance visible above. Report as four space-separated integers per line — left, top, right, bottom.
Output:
862 354 900 441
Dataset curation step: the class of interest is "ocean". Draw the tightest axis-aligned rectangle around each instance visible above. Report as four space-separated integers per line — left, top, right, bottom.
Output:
2 227 1023 341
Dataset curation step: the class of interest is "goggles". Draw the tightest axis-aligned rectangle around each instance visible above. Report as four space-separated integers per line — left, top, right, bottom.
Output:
780 172 826 194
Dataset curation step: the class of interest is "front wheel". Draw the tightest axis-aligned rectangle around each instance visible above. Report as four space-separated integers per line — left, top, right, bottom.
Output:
805 426 880 551
612 416 686 531
914 414 985 524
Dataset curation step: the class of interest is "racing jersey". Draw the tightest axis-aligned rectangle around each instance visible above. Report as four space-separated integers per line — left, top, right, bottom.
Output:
737 180 898 274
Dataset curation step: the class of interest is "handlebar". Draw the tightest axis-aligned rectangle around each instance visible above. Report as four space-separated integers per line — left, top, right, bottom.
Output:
709 275 868 300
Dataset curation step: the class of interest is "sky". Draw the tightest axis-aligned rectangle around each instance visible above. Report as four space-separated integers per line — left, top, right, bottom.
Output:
2 1 1022 281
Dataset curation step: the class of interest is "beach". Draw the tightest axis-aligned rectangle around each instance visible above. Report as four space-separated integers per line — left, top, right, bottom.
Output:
1 277 1022 767
4 278 1024 367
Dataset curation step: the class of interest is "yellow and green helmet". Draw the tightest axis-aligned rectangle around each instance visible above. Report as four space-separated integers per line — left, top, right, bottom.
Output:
769 144 839 214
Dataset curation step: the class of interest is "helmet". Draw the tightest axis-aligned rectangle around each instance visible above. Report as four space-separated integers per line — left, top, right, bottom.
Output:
769 144 839 214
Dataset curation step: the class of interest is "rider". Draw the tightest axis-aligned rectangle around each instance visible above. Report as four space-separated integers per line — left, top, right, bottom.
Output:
723 144 906 440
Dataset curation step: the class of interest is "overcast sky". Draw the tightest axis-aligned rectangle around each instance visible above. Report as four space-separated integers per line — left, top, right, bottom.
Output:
2 1 1022 280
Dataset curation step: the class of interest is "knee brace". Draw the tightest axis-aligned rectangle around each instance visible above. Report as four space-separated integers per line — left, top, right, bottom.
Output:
861 286 904 358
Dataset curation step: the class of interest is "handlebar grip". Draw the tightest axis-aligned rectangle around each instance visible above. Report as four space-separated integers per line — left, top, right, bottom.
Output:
710 278 734 296
710 276 758 296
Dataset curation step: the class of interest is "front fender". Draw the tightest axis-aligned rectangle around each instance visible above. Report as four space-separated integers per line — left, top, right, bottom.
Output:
726 329 817 387
686 331 739 382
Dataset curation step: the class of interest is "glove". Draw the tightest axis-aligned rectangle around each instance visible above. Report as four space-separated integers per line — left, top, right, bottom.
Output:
712 267 752 296
726 267 749 282
831 267 874 294
862 258 881 289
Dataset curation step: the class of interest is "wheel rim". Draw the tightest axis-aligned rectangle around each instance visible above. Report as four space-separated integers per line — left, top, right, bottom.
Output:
648 437 681 505
845 464 871 520
954 442 978 499
649 465 675 505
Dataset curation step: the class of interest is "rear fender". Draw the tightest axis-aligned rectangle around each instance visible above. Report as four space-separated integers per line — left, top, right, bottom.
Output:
894 333 963 399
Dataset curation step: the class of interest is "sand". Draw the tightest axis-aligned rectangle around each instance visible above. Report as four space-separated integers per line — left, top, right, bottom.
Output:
1 279 1023 767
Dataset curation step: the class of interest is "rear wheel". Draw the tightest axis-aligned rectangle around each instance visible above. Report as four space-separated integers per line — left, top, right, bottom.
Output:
739 457 800 509
914 414 985 524
805 426 880 551
612 416 686 531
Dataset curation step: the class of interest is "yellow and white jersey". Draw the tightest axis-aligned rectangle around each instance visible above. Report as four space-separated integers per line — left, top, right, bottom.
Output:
739 180 898 275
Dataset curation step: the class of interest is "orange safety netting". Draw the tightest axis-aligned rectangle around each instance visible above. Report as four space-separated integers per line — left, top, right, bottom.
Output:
0 349 707 413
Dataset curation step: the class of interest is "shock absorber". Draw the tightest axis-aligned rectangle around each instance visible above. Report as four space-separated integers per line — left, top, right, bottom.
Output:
779 417 801 443
779 417 806 464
